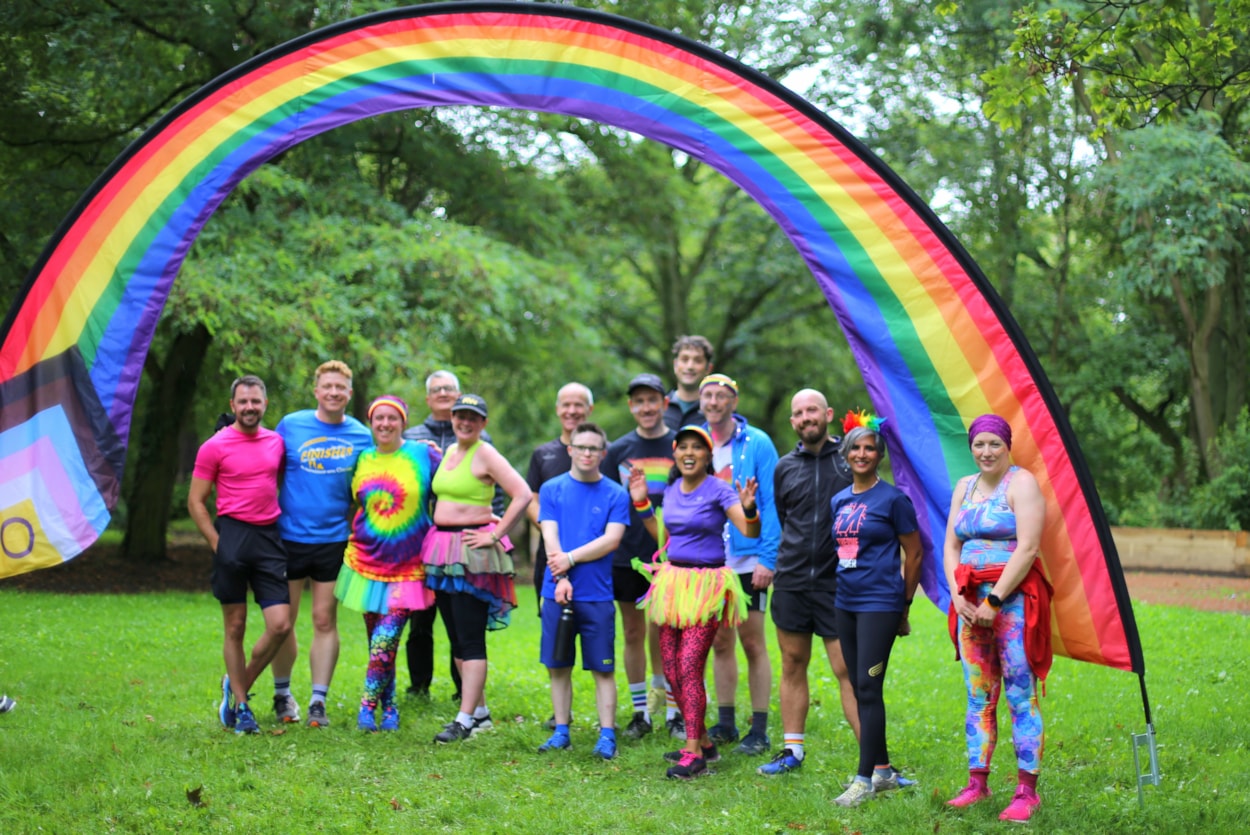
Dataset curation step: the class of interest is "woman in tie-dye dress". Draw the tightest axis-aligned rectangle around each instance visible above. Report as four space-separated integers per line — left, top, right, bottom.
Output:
334 395 440 732
943 414 1052 823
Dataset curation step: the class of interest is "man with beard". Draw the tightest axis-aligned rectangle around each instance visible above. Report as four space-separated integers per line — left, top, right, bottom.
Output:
189 375 292 735
757 388 858 774
699 373 781 756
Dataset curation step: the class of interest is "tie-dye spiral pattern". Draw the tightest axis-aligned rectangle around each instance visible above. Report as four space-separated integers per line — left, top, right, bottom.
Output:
344 441 438 582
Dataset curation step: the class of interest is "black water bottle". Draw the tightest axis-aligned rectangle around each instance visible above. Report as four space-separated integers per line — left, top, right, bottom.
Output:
553 605 575 660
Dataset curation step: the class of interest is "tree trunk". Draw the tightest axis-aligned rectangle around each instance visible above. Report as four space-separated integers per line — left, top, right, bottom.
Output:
120 323 213 562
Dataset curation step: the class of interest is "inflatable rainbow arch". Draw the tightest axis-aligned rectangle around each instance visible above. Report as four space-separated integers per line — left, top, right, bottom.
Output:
0 3 1141 673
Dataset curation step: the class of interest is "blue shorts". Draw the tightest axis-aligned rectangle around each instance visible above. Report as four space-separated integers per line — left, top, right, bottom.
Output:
540 598 616 672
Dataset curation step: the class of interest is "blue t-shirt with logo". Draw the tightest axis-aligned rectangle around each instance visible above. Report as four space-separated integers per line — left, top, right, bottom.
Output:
277 410 373 543
830 480 918 612
538 473 630 601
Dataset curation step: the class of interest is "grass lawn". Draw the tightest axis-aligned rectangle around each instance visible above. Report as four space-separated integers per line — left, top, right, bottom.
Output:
0 588 1245 833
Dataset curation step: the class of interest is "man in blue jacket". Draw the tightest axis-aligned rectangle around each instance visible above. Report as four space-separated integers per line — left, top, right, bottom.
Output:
698 373 781 755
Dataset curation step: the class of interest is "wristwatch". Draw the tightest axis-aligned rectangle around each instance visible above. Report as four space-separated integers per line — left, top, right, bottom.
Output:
986 593 1003 610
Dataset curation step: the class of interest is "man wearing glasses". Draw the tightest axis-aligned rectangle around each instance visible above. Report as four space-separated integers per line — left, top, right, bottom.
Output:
400 370 498 701
535 422 630 759
699 373 782 756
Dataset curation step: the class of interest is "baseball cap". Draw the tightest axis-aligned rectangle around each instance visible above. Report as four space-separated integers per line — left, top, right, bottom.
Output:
627 373 666 396
673 424 714 450
451 393 488 417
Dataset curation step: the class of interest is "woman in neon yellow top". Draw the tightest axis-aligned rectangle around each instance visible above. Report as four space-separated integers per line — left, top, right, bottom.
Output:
423 393 532 743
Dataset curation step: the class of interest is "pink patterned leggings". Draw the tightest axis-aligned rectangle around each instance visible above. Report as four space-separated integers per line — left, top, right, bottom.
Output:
659 618 719 742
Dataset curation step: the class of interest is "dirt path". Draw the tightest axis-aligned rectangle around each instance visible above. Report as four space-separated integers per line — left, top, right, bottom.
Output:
3 545 1248 614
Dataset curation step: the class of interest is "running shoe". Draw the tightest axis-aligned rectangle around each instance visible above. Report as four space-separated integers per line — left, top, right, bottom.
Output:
946 782 992 807
734 731 770 756
592 736 618 760
663 744 719 764
544 713 572 730
357 706 378 732
873 767 917 792
833 778 875 807
471 712 494 736
537 731 572 752
306 701 329 728
623 712 652 740
405 685 431 701
234 703 260 735
273 693 301 724
380 705 400 731
665 749 707 780
999 785 1041 822
757 748 802 775
646 687 667 719
218 674 235 729
0 694 16 713
434 720 472 743
707 722 739 745
665 714 686 739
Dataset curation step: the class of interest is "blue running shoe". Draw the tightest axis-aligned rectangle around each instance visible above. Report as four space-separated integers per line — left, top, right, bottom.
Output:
380 706 400 731
234 703 260 735
758 748 803 775
592 735 618 760
358 706 378 732
735 731 771 756
219 674 235 728
537 732 572 753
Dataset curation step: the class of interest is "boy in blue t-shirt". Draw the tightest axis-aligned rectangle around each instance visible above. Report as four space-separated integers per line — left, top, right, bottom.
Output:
537 422 630 759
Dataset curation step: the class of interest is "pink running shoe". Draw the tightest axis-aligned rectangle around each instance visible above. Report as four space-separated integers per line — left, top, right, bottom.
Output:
999 785 1041 822
946 782 992 808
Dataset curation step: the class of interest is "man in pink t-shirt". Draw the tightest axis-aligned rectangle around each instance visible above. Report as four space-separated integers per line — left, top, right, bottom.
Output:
188 375 292 735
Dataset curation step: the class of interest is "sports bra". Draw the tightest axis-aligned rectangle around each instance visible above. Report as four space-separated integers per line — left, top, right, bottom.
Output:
431 440 494 507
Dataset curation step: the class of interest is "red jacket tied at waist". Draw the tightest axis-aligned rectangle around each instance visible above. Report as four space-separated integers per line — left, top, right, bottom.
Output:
948 562 1054 683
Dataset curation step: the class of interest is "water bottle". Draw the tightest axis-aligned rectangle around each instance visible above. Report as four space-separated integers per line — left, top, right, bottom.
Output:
553 605 576 661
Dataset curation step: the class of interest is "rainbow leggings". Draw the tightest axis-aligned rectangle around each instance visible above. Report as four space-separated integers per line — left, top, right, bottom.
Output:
362 610 413 710
957 590 1043 773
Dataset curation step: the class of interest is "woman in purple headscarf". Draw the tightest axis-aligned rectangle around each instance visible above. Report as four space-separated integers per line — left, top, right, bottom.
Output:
942 414 1051 823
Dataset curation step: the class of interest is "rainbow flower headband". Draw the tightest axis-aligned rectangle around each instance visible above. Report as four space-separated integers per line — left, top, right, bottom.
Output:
843 409 886 435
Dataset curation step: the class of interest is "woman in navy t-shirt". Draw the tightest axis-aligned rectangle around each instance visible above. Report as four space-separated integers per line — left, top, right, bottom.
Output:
828 411 922 807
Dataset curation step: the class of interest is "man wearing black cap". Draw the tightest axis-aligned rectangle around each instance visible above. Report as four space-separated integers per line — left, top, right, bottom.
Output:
602 373 682 739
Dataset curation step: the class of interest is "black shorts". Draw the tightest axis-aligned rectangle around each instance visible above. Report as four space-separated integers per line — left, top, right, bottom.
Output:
212 517 289 607
283 539 346 583
612 563 652 604
739 571 767 613
771 588 839 638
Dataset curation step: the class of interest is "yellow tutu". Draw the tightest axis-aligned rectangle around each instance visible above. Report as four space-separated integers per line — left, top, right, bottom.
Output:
633 560 746 628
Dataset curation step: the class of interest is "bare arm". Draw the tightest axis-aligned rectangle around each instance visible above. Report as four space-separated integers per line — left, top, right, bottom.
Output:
896 529 923 636
462 444 533 549
725 477 760 537
628 467 660 542
187 477 219 552
944 476 977 622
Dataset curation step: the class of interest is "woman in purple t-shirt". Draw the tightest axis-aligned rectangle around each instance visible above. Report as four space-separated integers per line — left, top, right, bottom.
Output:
629 425 759 780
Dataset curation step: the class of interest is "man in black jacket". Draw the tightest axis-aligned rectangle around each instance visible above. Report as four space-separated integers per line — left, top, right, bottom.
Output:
757 388 858 775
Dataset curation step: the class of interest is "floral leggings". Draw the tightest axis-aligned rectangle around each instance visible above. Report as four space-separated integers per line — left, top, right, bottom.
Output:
958 589 1043 772
659 619 719 743
362 609 413 710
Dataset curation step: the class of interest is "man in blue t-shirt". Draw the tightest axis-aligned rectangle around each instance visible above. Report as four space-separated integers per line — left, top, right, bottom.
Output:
272 360 372 728
536 422 629 760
